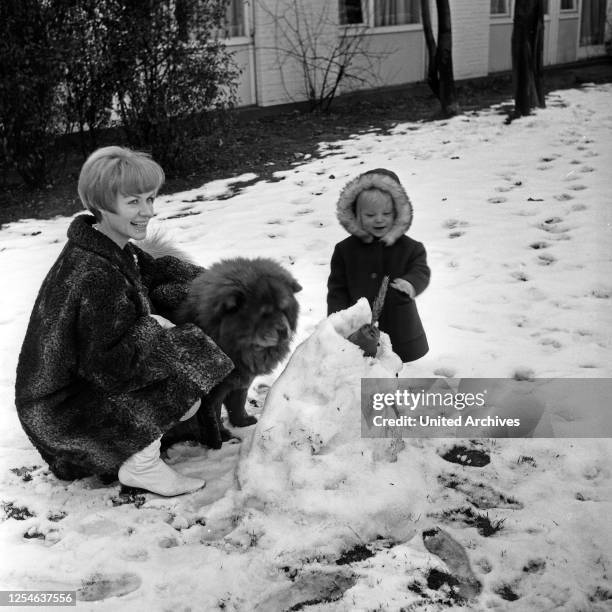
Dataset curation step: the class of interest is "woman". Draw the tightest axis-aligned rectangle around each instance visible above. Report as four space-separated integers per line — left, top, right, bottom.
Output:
15 147 233 496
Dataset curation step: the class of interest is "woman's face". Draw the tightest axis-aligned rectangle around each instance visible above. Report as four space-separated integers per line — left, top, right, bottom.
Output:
97 190 156 248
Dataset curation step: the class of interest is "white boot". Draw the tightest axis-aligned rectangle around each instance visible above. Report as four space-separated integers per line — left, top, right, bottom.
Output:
118 437 205 496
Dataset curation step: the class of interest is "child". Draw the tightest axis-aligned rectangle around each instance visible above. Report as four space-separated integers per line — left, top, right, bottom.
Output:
327 168 430 362
15 146 233 496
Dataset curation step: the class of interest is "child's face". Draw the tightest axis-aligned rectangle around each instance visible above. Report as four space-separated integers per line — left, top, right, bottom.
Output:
357 190 395 239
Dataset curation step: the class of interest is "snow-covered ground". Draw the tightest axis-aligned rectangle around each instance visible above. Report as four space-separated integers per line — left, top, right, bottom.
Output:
1 84 611 611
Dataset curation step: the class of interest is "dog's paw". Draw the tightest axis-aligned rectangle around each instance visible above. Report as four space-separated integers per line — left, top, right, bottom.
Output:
229 414 258 428
220 426 242 443
200 427 223 449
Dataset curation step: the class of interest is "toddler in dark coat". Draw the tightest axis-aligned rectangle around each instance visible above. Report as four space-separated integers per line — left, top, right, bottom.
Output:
15 147 233 496
327 169 430 362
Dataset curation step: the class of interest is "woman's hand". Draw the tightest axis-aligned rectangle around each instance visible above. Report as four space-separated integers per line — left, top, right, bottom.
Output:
150 314 175 329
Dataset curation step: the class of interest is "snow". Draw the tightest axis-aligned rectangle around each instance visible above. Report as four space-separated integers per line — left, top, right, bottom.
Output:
1 84 612 610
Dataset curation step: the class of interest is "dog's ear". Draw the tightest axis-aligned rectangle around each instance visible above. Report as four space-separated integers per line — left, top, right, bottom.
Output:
290 280 302 293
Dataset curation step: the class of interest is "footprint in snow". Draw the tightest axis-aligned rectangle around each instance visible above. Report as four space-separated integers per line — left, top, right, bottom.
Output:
568 184 587 191
591 286 611 299
494 582 521 602
442 219 468 230
448 231 465 239
513 367 534 381
440 445 490 467
523 559 546 574
422 528 482 601
511 270 529 282
539 218 569 234
553 193 574 201
539 337 562 349
433 366 457 377
530 241 549 250
539 155 560 163
536 253 556 266
580 165 595 173
77 572 142 602
254 569 356 611
487 196 507 204
295 208 314 215
571 203 588 212
438 473 523 509
429 506 506 537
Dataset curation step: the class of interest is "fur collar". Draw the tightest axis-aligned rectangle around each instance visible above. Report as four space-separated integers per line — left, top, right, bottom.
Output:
336 169 413 245
68 214 141 284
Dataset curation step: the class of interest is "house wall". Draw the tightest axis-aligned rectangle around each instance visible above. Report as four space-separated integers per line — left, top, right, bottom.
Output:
227 0 607 109
340 28 425 95
227 43 254 106
557 14 579 63
449 0 491 79
252 0 339 107
489 20 514 72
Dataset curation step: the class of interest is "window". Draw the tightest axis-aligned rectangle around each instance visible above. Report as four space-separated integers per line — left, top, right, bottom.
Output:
490 0 509 15
560 0 576 11
223 0 245 38
373 0 420 26
580 0 606 45
339 0 364 25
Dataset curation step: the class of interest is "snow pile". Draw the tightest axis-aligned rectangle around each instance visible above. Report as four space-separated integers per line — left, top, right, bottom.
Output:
236 300 424 542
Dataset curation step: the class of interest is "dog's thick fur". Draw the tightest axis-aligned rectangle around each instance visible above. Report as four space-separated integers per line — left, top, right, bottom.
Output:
158 255 301 449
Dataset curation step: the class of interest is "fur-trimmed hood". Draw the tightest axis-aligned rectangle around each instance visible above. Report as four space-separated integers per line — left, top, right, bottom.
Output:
336 168 413 245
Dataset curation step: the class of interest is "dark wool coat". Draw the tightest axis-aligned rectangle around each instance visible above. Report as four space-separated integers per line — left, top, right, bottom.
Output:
327 169 430 362
15 214 233 481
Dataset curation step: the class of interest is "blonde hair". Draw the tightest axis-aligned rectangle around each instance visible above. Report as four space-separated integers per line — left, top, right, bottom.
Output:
356 188 395 217
78 146 165 221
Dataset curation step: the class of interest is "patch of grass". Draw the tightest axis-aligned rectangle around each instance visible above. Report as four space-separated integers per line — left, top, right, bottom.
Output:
1 501 35 520
336 543 374 565
433 506 506 537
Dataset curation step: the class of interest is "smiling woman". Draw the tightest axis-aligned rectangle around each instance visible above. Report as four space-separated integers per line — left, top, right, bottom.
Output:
78 148 163 248
14 147 234 497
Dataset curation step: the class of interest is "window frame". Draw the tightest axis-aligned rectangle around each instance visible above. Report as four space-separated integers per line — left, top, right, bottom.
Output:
559 0 577 12
339 0 423 34
490 0 511 18
221 0 250 44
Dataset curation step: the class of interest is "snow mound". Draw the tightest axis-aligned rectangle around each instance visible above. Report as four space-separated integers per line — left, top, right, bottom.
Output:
235 300 426 542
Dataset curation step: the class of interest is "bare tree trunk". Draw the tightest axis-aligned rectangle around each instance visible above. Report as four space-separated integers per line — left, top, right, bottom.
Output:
435 0 458 116
420 0 439 98
419 0 458 117
511 0 545 118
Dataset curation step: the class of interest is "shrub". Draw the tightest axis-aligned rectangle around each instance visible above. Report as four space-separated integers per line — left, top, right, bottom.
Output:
110 0 240 175
54 0 121 155
0 0 64 186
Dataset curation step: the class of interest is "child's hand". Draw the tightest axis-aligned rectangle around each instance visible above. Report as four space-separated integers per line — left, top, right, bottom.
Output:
390 278 416 299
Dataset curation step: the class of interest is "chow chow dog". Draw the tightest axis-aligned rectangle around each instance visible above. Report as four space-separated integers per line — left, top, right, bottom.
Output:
161 256 301 449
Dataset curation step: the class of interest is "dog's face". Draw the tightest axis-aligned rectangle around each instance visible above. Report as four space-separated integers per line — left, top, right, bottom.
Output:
217 274 300 353
184 257 301 376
